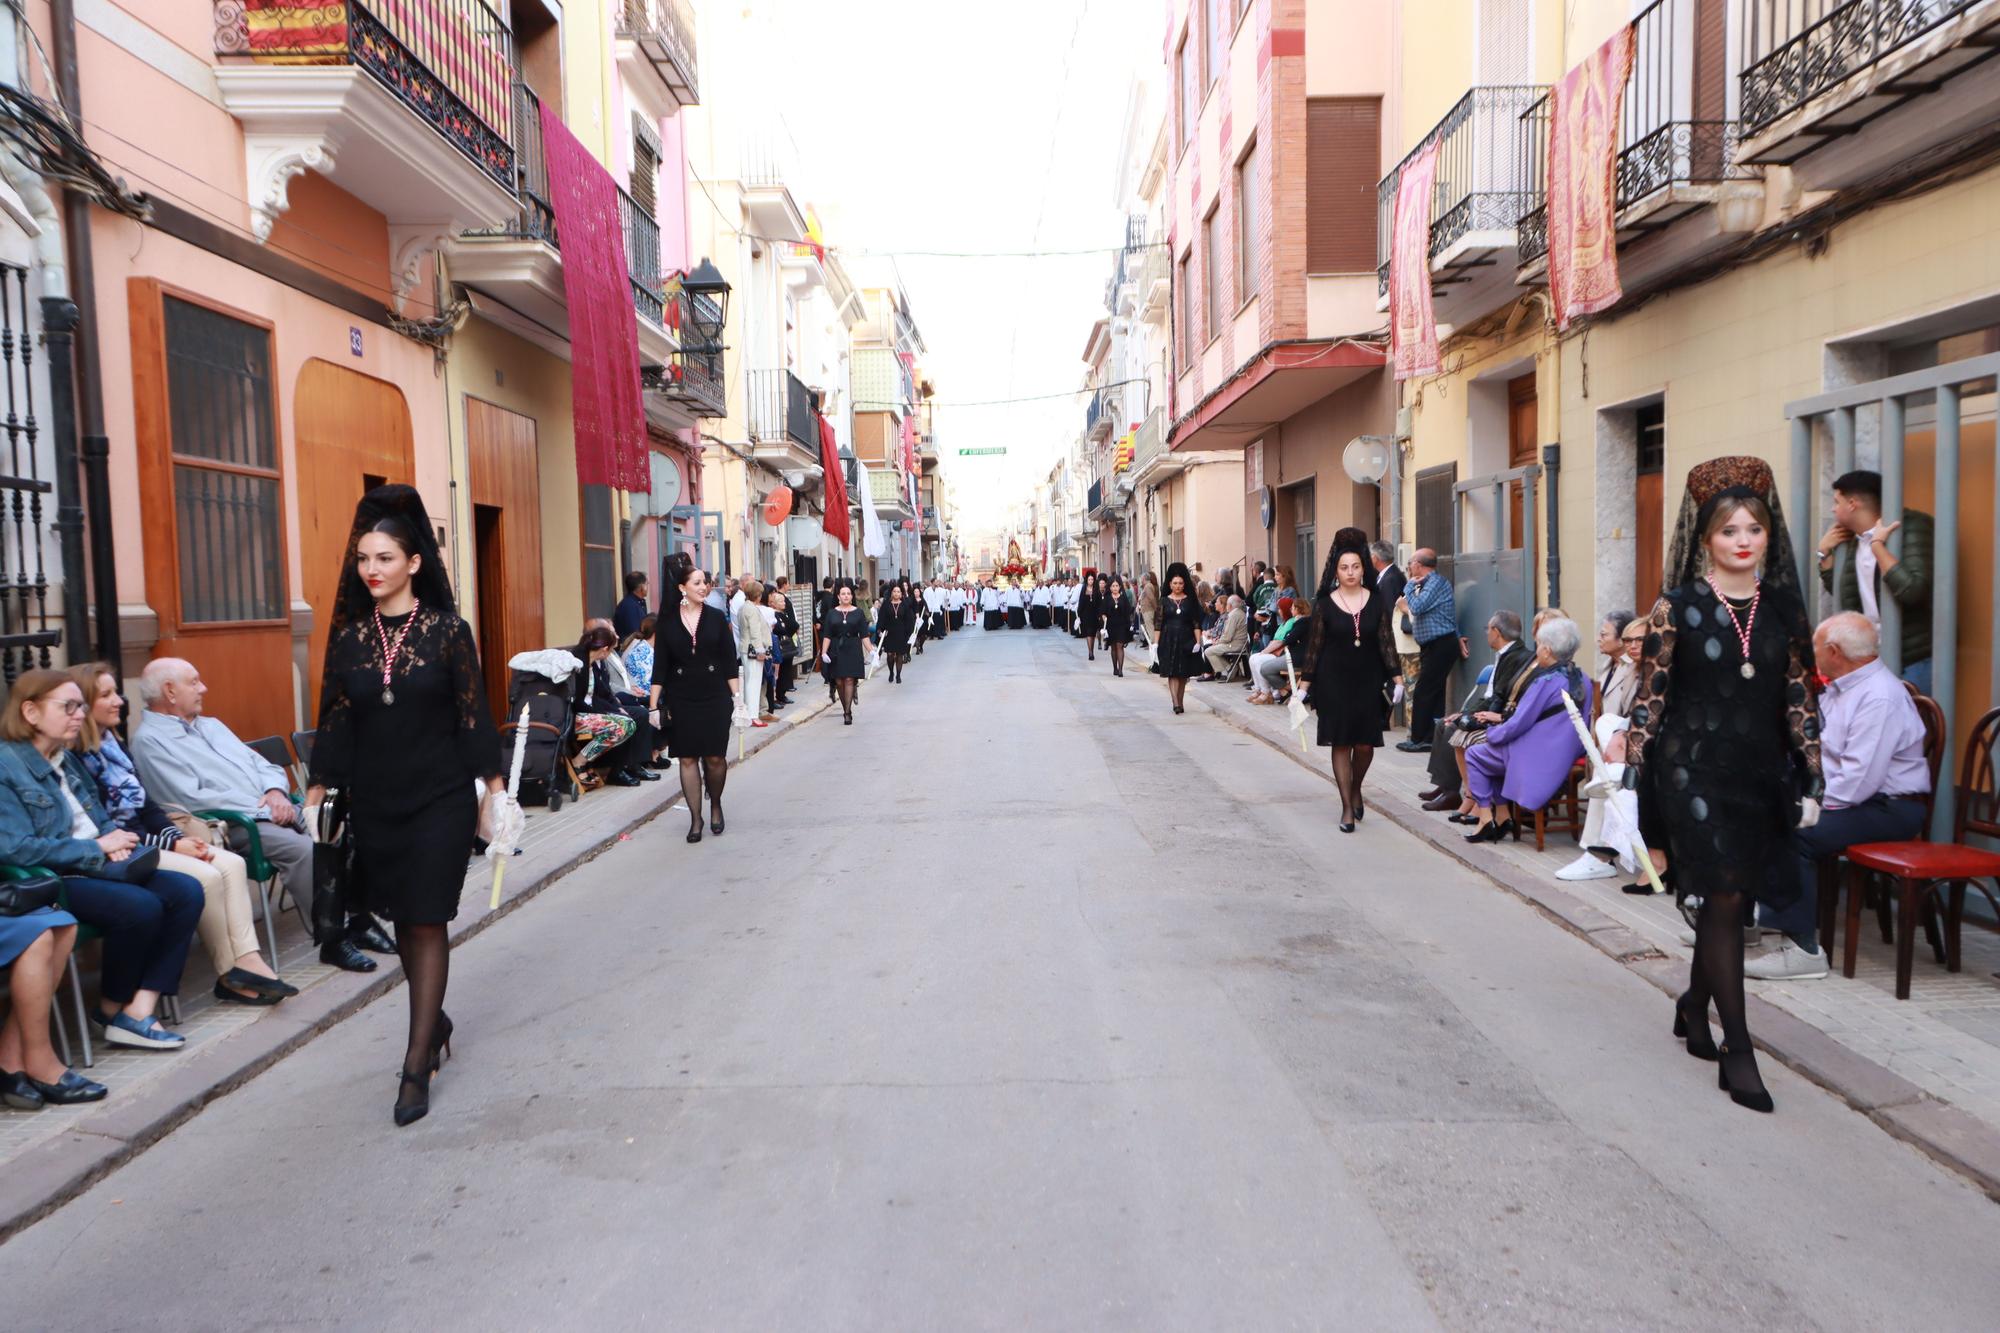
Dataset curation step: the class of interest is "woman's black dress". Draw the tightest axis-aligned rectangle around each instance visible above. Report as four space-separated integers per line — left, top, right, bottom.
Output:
878 600 916 655
1304 590 1399 747
310 608 501 925
1103 594 1135 644
1628 581 1822 903
1078 590 1103 638
653 604 736 758
823 607 871 680
1150 595 1205 678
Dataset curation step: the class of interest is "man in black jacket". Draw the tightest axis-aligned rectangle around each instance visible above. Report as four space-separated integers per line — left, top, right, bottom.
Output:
1419 610 1530 811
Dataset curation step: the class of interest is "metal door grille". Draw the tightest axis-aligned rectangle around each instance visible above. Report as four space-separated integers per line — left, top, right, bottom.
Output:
0 262 57 680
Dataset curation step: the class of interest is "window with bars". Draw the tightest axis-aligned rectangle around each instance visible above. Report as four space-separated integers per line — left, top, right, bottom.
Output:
164 298 285 624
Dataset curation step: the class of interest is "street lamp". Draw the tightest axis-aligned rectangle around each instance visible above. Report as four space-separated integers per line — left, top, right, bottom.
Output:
681 258 729 355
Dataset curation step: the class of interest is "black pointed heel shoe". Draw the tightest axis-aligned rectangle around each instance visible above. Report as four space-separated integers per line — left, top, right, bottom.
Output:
1672 994 1719 1061
710 808 725 836
430 1012 454 1072
1717 1047 1774 1113
394 1069 431 1127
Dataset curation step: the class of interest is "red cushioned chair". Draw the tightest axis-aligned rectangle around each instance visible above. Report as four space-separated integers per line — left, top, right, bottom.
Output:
1842 704 2000 1000
1819 686 1948 970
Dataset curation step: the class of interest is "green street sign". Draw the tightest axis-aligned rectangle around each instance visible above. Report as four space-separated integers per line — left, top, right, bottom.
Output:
958 447 1007 456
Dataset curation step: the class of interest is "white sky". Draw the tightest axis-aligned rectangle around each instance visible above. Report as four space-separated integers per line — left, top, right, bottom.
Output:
752 0 1150 531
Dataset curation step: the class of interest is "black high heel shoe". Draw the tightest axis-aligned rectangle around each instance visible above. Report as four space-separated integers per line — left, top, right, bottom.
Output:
686 819 703 844
710 806 725 836
394 1068 431 1127
1717 1046 1774 1113
430 1012 454 1072
1463 820 1504 843
1672 993 1718 1061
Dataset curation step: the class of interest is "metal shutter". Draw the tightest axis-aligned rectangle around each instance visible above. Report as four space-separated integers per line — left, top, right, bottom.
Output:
1306 97 1381 274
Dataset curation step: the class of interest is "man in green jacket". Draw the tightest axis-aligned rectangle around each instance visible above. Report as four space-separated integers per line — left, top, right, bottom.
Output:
1815 469 1933 694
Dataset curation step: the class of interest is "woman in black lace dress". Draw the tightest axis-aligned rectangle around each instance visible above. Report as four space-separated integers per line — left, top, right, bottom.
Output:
306 486 508 1127
1300 528 1401 832
1150 562 1204 714
1077 574 1103 661
1625 457 1822 1114
821 580 875 725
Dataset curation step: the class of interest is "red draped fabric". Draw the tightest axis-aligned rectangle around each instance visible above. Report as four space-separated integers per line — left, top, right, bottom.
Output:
1389 142 1440 381
540 99 648 493
1548 25 1636 330
818 415 851 547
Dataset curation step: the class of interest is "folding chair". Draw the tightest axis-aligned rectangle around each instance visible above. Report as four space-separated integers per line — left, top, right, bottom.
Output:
198 736 310 964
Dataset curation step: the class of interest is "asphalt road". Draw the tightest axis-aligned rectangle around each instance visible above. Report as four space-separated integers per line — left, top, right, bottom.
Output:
6 625 1999 1329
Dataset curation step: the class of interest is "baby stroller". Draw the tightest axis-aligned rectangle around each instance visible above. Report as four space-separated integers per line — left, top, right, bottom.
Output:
502 664 583 812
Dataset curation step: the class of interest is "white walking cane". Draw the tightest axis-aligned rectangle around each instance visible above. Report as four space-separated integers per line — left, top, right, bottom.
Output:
489 703 530 910
1558 690 1667 895
1284 659 1312 753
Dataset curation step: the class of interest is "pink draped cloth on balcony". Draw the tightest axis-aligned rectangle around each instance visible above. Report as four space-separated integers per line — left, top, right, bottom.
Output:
540 99 648 494
1389 141 1440 381
1547 24 1636 330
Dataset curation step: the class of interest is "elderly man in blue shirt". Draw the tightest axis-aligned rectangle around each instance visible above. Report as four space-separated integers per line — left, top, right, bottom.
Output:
1747 612 1931 980
128 658 384 973
1394 548 1461 751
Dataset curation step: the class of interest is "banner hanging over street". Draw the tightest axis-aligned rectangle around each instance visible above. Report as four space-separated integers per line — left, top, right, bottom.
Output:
1547 25 1636 330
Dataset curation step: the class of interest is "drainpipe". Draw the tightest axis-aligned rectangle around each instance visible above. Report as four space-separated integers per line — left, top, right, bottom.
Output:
49 0 118 665
1542 442 1561 610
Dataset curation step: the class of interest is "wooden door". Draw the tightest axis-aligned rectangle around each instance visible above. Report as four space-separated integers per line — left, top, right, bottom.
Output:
1635 399 1667 613
466 397 545 720
130 281 296 742
296 360 416 714
1507 373 1537 549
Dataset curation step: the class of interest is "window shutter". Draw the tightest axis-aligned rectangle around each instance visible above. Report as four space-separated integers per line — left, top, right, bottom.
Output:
630 112 660 216
1306 97 1380 274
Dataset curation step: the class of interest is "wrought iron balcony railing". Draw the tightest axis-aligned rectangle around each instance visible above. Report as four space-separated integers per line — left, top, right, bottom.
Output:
748 369 817 452
216 0 514 190
1740 0 1983 135
464 83 555 244
619 188 664 326
1132 408 1165 473
1375 85 1548 297
1514 0 1758 266
1087 479 1106 516
616 0 700 106
646 283 726 417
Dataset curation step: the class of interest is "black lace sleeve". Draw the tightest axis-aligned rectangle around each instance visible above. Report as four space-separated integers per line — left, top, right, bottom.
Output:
1377 597 1400 675
448 615 504 783
308 622 359 789
1784 623 1825 804
1299 600 1325 682
1622 595 1676 789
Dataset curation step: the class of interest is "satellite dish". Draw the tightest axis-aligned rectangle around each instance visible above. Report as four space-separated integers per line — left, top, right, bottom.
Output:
1342 435 1392 485
761 485 794 527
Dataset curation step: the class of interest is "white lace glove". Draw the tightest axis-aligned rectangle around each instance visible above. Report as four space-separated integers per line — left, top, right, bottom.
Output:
731 699 753 730
482 793 525 859
1797 797 1822 830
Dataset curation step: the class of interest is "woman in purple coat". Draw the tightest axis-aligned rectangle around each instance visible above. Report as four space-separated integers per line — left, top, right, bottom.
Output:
1462 616 1592 842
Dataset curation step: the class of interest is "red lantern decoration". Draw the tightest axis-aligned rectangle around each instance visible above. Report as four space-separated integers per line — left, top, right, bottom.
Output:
761 485 794 527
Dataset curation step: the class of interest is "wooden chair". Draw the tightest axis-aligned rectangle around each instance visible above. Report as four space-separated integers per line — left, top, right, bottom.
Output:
1820 686 1948 974
1842 705 2000 999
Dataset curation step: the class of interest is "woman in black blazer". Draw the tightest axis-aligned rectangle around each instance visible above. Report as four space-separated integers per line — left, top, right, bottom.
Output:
648 564 740 843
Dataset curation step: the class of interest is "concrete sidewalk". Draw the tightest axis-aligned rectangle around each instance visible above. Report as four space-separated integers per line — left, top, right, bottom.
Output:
0 689 835 1241
1123 638 2000 1200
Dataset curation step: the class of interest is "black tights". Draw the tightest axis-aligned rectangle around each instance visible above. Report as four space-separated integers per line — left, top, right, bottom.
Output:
1087 633 1096 660
1687 889 1765 1096
678 755 726 832
1167 677 1187 710
890 653 907 682
1328 745 1375 821
395 921 448 1113
1110 643 1126 673
837 677 857 719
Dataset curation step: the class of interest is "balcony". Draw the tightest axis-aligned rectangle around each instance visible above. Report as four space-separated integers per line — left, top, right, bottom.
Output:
615 0 699 111
213 0 517 264
1515 0 1763 280
1086 387 1113 442
748 369 820 474
454 86 670 361
1086 478 1108 519
868 467 913 516
1137 244 1171 323
1375 85 1548 329
645 283 727 424
741 124 812 241
1737 0 2000 188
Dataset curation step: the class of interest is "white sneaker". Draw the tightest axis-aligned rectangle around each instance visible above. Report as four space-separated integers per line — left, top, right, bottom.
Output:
1555 854 1618 881
1745 940 1829 980
1677 925 1767 949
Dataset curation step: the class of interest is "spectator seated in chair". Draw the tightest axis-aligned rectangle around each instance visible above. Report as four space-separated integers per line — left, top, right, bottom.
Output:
1460 618 1593 843
71 663 294 1006
1246 599 1311 703
1745 611 1930 981
1200 595 1249 680
129 657 389 974
0 893 104 1110
568 626 653 788
0 669 206 1052
1555 611 1647 881
1420 611 1531 816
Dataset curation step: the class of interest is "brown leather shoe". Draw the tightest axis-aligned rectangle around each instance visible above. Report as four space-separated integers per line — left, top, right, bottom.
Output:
1421 791 1462 812
1417 787 1442 802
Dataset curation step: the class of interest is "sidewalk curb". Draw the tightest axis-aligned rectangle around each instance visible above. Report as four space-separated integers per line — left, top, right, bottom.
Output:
0 695 834 1244
1171 680 2000 1204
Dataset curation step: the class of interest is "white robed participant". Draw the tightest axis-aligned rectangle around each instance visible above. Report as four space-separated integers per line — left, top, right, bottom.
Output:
981 583 1003 631
1029 582 1052 630
1003 582 1027 630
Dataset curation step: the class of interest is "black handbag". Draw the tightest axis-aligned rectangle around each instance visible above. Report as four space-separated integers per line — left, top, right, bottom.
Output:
93 847 160 883
310 788 354 944
0 868 60 917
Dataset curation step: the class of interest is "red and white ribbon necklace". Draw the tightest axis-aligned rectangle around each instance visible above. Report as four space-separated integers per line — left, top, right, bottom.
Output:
1704 576 1760 679
373 599 419 704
